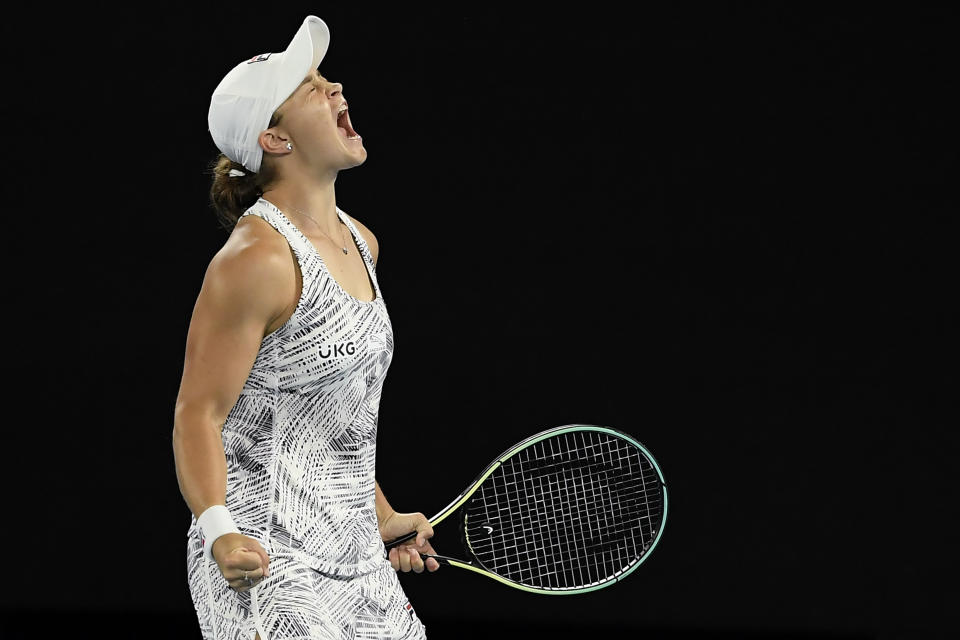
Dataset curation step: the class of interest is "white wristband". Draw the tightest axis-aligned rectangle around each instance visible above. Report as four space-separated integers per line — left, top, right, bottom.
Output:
197 505 240 563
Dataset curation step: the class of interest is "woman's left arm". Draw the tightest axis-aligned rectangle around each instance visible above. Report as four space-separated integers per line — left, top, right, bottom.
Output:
376 481 440 573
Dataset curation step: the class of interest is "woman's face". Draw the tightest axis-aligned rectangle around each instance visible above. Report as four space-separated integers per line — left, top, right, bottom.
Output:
273 70 366 172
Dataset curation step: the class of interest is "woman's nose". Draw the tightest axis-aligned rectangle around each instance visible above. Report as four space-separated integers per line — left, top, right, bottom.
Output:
327 82 343 97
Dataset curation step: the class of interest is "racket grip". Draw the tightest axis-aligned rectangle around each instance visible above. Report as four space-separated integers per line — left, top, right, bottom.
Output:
383 530 419 549
385 548 453 567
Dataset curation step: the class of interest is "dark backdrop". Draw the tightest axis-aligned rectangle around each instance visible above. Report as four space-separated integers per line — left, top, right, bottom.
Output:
4 3 955 639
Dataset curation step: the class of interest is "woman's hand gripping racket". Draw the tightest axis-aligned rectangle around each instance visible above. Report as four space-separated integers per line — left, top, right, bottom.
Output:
384 424 667 594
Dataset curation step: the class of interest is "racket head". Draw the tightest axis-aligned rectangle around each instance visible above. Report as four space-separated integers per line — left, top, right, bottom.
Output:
457 424 667 594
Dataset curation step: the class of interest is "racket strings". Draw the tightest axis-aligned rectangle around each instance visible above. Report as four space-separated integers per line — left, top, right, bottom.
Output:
464 431 664 590
467 484 662 534
467 485 660 554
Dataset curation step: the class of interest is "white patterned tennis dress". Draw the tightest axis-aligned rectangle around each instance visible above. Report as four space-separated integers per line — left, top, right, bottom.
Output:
186 198 426 640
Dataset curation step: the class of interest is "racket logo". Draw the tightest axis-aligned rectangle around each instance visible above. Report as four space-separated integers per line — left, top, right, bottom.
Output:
482 525 494 535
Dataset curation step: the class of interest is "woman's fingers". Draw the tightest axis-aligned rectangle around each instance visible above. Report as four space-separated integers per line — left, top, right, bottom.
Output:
410 547 425 574
227 562 265 592
416 538 440 572
398 546 413 572
414 518 434 548
249 538 270 577
420 538 440 572
216 537 270 592
389 545 426 573
383 513 440 574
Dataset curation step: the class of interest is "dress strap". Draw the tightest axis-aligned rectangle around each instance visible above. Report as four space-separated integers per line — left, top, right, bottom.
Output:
337 208 383 299
237 199 318 303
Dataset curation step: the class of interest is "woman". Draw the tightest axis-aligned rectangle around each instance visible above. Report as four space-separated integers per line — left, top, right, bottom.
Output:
172 15 437 640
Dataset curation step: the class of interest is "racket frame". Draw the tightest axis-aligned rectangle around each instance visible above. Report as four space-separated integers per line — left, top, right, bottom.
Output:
385 424 668 594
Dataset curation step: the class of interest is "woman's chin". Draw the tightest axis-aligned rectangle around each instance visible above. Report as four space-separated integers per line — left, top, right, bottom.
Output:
336 131 366 163
344 143 367 168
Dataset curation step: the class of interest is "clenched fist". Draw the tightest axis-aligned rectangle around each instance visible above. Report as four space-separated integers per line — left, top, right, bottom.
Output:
380 511 440 574
212 532 271 592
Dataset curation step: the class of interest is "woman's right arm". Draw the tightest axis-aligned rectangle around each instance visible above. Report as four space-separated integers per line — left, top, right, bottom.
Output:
172 221 295 523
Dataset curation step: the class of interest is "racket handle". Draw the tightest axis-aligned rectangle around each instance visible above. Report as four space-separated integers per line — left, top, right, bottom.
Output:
383 530 418 549
383 534 455 567
386 549 455 566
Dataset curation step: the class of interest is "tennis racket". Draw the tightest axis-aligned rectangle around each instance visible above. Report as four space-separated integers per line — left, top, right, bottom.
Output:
384 424 667 594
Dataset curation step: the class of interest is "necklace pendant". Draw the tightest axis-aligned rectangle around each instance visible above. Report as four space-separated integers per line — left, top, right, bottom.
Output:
342 247 349 255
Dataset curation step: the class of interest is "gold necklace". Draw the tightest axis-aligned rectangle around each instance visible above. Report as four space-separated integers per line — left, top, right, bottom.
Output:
288 205 349 255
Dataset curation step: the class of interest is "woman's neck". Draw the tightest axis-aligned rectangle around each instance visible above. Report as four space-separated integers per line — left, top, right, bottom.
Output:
262 178 340 236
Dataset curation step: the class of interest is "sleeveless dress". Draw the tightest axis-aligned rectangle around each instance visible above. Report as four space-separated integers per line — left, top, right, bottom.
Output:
185 198 426 640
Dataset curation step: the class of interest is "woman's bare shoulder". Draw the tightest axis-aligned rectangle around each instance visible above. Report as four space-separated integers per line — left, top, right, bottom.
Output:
202 215 295 308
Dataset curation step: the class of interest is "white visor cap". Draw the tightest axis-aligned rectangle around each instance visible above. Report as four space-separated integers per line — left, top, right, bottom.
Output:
208 16 330 173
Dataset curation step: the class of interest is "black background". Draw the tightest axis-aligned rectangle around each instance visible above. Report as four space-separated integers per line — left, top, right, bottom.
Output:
2 3 955 639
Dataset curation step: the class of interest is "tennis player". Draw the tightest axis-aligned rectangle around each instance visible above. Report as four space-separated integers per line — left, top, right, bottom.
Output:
172 15 437 640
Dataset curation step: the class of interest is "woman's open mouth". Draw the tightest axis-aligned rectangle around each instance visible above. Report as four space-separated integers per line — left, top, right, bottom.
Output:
337 105 361 141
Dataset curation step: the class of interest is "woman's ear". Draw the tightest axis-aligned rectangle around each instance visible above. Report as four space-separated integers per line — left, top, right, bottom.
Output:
259 128 293 156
